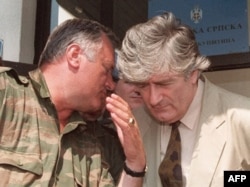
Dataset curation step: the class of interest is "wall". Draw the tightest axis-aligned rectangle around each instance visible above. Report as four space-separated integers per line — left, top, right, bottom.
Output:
0 0 36 64
58 5 75 24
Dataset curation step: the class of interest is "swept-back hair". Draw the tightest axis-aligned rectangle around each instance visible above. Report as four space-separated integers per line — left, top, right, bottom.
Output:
118 12 210 82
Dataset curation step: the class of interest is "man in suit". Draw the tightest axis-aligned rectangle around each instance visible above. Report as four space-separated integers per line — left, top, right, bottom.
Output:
116 12 250 187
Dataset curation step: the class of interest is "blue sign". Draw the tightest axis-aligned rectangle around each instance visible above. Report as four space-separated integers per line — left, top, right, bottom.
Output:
149 0 249 56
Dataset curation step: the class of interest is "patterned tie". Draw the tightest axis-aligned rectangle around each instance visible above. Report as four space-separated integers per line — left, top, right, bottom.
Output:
158 121 183 187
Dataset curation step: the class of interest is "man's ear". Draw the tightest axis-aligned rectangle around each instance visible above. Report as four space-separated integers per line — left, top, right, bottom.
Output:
66 43 82 68
190 70 200 84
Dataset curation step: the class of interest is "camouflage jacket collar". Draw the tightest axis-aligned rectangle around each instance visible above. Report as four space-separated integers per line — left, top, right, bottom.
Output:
28 68 51 98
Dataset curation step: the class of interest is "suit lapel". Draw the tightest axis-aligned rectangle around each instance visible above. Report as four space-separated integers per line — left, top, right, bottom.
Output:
188 78 227 186
188 117 226 186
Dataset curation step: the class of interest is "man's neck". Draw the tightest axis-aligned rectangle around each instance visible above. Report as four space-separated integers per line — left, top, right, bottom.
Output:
56 108 73 132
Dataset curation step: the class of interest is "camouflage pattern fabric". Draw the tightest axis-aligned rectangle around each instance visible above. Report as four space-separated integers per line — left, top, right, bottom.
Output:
0 67 123 187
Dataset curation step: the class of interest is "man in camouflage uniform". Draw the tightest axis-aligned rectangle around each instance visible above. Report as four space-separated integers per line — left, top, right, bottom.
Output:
0 18 146 187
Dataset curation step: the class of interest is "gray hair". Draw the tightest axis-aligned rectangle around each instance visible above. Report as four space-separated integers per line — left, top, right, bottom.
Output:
117 12 210 82
39 18 119 65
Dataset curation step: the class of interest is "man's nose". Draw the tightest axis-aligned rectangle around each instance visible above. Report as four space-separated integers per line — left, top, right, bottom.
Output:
149 85 162 106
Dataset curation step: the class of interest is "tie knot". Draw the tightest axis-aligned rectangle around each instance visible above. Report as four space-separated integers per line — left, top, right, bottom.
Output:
171 121 181 129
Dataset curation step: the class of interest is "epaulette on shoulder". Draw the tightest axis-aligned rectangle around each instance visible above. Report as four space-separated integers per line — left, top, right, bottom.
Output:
0 66 29 85
0 66 12 73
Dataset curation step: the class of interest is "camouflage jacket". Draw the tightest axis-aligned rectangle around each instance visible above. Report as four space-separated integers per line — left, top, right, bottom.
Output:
0 67 124 187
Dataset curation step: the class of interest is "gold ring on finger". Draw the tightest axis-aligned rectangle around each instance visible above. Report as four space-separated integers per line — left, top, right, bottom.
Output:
128 117 135 126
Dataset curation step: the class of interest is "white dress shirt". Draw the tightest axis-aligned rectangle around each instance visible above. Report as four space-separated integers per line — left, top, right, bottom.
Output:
160 79 204 186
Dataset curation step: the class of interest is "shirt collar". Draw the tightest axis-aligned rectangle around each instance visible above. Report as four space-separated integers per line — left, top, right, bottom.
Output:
62 111 87 134
181 79 204 130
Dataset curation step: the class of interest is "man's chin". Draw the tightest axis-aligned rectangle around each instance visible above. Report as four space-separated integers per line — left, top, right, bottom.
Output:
149 110 170 123
80 110 103 122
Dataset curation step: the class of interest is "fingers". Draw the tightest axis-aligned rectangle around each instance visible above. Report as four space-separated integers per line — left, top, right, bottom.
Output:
106 93 135 130
106 93 146 170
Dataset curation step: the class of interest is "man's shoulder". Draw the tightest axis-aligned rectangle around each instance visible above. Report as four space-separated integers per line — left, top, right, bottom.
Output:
203 78 250 125
204 77 250 106
212 84 250 106
0 66 12 73
0 66 29 85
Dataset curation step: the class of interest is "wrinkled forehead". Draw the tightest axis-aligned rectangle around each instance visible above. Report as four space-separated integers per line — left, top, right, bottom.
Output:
130 71 182 85
151 71 182 80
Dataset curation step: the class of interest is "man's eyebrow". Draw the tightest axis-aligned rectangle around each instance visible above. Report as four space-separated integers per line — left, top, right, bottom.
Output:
155 78 174 83
132 82 148 86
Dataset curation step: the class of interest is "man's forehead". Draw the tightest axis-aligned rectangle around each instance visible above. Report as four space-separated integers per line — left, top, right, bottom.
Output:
102 59 114 69
128 72 181 85
102 50 115 66
149 72 179 81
